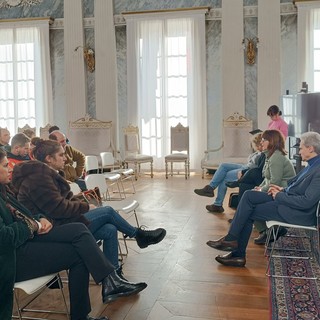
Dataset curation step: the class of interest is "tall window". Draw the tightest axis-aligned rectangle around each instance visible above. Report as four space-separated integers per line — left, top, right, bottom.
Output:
0 21 52 135
297 6 320 92
314 18 320 92
126 10 207 170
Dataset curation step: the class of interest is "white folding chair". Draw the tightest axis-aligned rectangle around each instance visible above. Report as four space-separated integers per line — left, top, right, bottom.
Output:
13 273 70 320
85 155 123 200
85 174 140 259
100 152 135 195
265 201 320 280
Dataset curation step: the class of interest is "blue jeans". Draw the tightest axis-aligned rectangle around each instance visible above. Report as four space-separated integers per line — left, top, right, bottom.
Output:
209 163 244 206
85 206 137 268
229 190 283 257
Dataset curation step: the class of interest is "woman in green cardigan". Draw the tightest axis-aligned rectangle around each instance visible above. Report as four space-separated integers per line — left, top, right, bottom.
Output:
0 148 147 320
253 129 296 244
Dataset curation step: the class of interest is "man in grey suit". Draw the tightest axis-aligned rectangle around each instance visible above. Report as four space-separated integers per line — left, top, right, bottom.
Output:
207 131 320 267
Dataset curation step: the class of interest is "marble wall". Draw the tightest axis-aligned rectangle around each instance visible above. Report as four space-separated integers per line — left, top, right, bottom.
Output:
0 0 298 147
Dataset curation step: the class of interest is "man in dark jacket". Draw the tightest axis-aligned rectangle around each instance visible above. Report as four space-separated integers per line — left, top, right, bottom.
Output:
207 132 320 268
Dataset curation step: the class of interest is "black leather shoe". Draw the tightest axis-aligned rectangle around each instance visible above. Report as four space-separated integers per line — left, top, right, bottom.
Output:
254 227 288 245
206 236 238 251
102 271 147 303
215 252 246 267
225 181 239 188
83 316 109 320
135 227 166 249
254 231 267 245
194 185 215 197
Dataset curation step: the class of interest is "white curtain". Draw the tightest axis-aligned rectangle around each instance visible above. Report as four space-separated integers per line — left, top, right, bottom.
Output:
297 4 320 92
0 20 53 135
126 10 207 170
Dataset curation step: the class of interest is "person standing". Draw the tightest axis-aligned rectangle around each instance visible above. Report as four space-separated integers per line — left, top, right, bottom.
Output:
267 105 288 139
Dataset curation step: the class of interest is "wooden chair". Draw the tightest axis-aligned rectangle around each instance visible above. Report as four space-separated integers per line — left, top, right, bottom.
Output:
17 124 36 138
123 125 153 180
201 112 253 178
165 123 190 179
68 114 115 157
39 123 52 139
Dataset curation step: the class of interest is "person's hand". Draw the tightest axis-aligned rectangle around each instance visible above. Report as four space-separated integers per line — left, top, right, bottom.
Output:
89 204 97 210
268 184 283 199
237 171 242 179
254 186 262 191
37 218 53 234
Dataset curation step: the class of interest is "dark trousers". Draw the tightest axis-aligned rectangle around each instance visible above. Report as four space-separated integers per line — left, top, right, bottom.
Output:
229 190 284 257
238 167 264 201
15 223 114 320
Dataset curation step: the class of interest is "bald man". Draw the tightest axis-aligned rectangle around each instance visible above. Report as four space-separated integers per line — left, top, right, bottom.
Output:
49 130 86 190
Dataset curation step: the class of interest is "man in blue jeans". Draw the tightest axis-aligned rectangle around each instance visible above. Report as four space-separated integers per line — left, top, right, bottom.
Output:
194 133 263 213
206 132 320 267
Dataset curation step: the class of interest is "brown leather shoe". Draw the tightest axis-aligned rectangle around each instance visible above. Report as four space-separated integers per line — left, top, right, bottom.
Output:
215 252 246 267
206 204 224 213
206 236 238 251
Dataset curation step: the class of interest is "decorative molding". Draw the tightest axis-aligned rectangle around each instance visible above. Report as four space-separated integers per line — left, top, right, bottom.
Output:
69 114 112 129
0 0 42 9
49 3 296 30
224 112 252 128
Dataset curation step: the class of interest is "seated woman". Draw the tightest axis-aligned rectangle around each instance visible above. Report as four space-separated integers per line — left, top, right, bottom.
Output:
11 139 166 278
194 133 263 213
206 131 320 268
0 148 147 320
250 129 295 244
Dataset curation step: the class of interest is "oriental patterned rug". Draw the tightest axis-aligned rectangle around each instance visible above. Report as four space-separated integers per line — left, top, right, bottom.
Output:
269 231 320 320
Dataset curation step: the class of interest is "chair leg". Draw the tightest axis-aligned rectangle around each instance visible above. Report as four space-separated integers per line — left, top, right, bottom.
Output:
150 161 154 178
165 161 168 179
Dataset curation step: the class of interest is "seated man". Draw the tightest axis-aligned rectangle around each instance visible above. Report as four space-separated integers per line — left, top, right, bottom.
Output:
6 133 31 172
194 133 263 213
49 130 86 190
0 128 10 148
206 131 320 267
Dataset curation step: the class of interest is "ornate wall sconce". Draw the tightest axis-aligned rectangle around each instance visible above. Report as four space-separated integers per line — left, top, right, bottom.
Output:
242 37 259 65
75 46 95 73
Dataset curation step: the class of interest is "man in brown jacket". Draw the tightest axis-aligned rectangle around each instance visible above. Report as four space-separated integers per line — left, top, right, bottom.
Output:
49 130 86 190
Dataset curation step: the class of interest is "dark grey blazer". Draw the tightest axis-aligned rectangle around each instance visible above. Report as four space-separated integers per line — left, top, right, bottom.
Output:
275 164 320 226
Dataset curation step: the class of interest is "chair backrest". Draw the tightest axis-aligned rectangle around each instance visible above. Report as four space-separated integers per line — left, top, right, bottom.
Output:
85 174 108 200
100 152 115 167
170 123 189 154
124 125 141 155
39 123 52 139
17 124 36 137
222 112 253 162
68 114 115 157
85 155 99 173
69 182 82 195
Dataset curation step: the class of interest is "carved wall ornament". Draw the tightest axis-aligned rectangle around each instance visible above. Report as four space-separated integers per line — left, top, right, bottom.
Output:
0 0 42 8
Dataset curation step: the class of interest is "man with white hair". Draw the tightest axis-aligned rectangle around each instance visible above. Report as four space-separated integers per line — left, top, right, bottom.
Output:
49 130 86 190
207 131 320 267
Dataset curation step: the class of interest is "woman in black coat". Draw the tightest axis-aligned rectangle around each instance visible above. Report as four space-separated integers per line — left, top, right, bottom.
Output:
0 148 146 320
